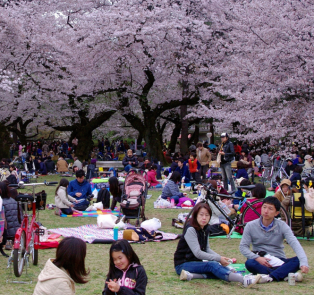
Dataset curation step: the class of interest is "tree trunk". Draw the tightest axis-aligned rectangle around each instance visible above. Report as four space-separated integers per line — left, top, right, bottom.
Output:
210 122 215 145
142 118 166 164
180 104 189 154
137 134 143 147
72 130 94 161
168 122 182 153
0 123 11 158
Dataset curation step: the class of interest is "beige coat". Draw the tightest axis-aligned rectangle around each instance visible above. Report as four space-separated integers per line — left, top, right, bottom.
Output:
55 186 76 209
196 147 211 166
57 159 69 172
33 259 75 295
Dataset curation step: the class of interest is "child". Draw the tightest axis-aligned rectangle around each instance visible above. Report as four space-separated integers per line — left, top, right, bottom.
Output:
103 239 147 295
187 152 201 182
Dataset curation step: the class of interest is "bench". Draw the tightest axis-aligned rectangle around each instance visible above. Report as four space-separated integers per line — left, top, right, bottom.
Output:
96 161 125 176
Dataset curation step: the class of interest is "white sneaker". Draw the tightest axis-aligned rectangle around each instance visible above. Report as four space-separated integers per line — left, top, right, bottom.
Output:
180 270 193 281
243 274 261 288
258 274 273 283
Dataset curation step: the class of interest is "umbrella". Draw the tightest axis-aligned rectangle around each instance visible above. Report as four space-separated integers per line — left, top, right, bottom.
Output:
209 144 217 150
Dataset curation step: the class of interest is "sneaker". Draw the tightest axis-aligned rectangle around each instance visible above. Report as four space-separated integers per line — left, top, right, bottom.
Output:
243 274 261 288
258 274 273 283
180 270 193 281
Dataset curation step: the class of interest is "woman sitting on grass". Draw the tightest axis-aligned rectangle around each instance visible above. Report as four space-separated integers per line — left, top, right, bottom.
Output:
174 202 270 287
161 171 183 205
55 178 78 215
146 165 162 188
33 237 89 295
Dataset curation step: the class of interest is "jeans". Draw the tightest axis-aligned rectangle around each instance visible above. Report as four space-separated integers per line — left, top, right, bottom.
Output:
124 164 132 172
200 165 209 179
220 162 236 191
245 257 300 281
60 208 73 215
161 195 180 204
175 261 230 281
152 183 162 188
191 172 201 182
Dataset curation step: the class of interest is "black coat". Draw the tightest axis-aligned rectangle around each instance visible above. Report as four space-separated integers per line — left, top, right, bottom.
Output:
122 156 138 167
2 197 22 239
45 159 55 172
103 264 147 295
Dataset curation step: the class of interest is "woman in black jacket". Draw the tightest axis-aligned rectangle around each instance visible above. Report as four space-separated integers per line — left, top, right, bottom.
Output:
0 182 22 257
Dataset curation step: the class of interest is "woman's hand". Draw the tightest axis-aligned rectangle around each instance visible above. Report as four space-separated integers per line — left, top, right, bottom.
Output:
220 256 230 266
106 279 120 292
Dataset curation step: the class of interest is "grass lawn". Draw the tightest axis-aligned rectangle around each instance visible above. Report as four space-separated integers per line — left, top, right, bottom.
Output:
0 174 313 295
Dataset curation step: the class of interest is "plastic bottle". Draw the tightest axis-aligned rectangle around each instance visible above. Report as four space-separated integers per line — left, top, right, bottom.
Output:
219 201 231 214
113 225 119 240
171 198 175 208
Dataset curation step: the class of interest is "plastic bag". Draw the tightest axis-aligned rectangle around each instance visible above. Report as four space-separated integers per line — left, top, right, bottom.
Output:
141 218 161 231
154 198 171 208
92 188 98 199
178 212 189 223
86 201 104 211
39 226 49 242
97 214 118 229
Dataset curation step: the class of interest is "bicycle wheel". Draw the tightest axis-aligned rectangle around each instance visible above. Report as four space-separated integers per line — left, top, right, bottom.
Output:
13 230 26 277
30 232 38 265
240 200 290 229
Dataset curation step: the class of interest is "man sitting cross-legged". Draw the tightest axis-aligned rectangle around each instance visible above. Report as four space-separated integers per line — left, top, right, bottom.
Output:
240 197 309 283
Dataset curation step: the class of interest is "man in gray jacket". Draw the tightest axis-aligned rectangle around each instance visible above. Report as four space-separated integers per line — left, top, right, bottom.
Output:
240 197 309 282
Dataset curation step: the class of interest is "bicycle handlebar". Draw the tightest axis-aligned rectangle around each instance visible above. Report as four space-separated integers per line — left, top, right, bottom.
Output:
8 181 58 188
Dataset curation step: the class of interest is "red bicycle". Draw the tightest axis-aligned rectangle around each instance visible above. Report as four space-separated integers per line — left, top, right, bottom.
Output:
8 181 57 277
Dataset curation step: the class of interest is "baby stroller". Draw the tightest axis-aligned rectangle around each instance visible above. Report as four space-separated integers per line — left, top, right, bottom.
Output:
119 168 148 226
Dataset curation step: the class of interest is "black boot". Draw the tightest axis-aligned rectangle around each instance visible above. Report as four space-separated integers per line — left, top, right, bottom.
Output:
0 248 9 257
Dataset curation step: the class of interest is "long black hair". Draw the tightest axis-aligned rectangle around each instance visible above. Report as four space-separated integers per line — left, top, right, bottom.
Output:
107 239 141 278
109 176 122 198
0 181 10 199
53 237 89 284
55 178 70 195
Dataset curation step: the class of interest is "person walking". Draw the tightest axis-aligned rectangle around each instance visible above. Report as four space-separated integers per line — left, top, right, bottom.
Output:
196 142 211 181
218 133 236 192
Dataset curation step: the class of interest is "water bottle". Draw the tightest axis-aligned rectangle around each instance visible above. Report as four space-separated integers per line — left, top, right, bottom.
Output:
113 225 119 240
219 201 231 215
171 198 175 208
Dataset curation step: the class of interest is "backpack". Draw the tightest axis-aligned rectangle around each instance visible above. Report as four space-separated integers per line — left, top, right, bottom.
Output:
97 188 111 209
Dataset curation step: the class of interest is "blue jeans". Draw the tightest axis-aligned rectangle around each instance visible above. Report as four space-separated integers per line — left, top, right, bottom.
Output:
245 257 300 281
175 261 230 281
152 183 162 188
161 195 180 204
124 165 132 172
220 162 236 191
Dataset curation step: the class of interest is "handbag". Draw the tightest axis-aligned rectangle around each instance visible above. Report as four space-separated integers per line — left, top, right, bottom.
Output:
216 153 221 165
304 188 314 212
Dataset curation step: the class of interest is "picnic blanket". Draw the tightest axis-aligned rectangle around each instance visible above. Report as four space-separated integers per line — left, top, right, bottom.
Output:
60 209 121 218
49 224 179 244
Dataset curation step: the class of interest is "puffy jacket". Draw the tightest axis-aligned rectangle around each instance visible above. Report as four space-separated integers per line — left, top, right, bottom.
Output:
122 155 138 167
2 197 21 239
33 259 75 295
196 148 211 166
67 179 92 207
39 162 47 175
55 186 77 209
146 170 159 187
161 180 180 198
103 263 147 295
219 140 235 163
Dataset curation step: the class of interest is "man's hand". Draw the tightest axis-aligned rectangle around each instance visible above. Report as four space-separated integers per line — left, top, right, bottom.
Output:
129 161 132 165
219 151 225 155
75 192 82 197
106 279 120 292
300 266 309 274
255 257 272 267
220 256 230 266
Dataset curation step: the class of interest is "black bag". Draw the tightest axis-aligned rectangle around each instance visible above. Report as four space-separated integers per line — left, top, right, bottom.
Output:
73 203 89 211
97 188 110 209
6 174 17 184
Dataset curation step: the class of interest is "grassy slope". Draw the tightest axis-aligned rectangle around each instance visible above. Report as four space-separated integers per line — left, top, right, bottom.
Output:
0 175 313 295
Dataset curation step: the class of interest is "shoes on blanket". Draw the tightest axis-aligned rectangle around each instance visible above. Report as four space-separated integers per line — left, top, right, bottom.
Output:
54 208 61 216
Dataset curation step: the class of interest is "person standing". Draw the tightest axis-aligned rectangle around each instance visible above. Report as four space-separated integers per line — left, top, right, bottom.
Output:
218 133 236 192
196 142 211 181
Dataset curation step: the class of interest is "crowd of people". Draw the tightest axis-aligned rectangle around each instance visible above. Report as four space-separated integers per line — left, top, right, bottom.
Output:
1 133 313 293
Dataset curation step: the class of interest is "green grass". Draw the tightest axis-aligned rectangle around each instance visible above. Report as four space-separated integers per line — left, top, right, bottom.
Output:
0 175 313 294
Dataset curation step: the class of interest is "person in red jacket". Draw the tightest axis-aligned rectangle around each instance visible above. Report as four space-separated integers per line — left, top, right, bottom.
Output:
187 152 201 182
146 165 162 188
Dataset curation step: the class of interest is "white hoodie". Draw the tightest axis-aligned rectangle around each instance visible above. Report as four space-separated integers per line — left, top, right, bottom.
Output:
33 259 75 295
